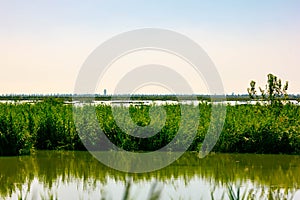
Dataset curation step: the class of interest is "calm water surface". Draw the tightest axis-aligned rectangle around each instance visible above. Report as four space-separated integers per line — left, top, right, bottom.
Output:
1 151 300 199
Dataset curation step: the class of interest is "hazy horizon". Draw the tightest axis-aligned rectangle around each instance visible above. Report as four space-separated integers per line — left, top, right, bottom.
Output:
1 0 300 95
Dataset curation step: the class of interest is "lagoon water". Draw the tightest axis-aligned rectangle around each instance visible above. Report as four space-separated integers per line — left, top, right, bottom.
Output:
1 151 300 199
1 99 299 107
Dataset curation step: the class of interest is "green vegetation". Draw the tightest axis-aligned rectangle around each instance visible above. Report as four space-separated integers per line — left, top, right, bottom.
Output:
0 98 300 156
215 103 300 153
0 100 83 156
247 73 289 105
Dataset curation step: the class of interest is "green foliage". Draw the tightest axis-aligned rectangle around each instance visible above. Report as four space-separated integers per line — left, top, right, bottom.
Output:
214 103 300 153
247 80 257 99
247 73 289 105
0 102 83 156
1 99 300 155
0 104 33 156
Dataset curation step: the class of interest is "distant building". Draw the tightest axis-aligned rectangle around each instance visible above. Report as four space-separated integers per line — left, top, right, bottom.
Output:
104 89 107 95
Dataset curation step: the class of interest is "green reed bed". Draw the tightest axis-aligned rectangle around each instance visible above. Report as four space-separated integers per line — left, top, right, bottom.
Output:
216 103 300 154
0 100 300 156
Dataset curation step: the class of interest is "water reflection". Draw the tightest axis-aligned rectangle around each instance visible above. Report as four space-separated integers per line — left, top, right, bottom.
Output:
0 151 299 199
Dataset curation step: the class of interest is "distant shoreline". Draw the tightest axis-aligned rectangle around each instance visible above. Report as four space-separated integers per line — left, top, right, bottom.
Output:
1 94 300 102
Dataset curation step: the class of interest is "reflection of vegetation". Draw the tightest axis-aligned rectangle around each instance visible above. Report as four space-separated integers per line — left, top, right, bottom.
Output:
0 152 300 198
15 180 162 200
16 184 297 200
1 99 300 155
120 181 162 200
223 184 295 200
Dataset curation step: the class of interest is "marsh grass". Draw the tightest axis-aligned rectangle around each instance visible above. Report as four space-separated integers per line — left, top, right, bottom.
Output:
0 100 300 155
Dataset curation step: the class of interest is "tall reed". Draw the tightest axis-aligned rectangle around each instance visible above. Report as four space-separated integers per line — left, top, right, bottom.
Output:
0 100 300 156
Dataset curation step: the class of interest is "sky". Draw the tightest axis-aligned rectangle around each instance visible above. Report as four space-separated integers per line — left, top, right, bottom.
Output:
1 0 300 95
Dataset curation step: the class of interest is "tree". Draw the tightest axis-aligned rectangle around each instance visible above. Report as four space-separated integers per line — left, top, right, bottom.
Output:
247 73 288 105
247 80 256 99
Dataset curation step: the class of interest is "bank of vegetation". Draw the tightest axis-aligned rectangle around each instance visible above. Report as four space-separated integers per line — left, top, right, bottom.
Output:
0 74 299 156
0 100 300 156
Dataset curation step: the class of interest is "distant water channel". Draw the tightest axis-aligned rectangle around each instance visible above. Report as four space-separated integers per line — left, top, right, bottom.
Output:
1 151 300 199
73 100 299 107
1 99 299 107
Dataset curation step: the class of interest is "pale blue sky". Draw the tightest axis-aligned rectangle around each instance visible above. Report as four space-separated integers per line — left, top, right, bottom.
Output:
1 0 300 94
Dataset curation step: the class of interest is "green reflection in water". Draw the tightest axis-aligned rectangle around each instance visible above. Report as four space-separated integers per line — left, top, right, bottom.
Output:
0 151 299 198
